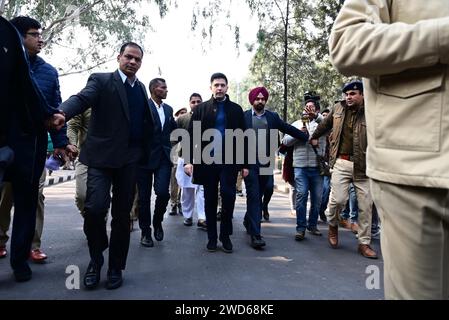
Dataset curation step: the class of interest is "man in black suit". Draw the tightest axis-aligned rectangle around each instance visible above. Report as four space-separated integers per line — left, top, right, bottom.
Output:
243 87 308 249
60 42 154 290
0 16 65 282
137 78 177 248
184 73 249 253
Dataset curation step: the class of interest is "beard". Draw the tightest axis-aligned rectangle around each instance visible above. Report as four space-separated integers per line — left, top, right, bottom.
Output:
254 103 265 112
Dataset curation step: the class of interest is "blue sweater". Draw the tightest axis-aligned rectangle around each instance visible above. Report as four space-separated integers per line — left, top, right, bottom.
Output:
30 55 67 148
124 81 146 147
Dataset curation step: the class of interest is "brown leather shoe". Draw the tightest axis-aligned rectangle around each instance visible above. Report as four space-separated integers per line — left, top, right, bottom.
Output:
30 249 47 263
328 225 338 248
338 219 351 229
0 245 7 258
350 222 359 234
358 244 378 259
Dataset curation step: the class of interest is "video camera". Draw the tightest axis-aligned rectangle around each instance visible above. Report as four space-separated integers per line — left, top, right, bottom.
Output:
303 91 320 103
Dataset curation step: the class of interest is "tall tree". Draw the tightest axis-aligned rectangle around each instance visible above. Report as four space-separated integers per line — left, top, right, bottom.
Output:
242 0 347 122
0 0 172 76
194 0 344 121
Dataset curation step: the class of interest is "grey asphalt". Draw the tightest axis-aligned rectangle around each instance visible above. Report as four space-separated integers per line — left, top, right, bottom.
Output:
0 177 384 300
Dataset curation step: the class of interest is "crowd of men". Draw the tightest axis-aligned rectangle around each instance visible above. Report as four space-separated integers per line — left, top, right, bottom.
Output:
1 0 448 300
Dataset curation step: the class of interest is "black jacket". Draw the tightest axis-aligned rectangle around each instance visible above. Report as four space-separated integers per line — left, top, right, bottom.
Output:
61 70 155 168
0 17 57 142
187 95 247 185
0 16 57 184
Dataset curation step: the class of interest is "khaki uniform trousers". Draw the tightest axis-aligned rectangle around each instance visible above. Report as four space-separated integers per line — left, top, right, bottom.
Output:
371 179 449 300
327 158 373 245
236 171 243 192
0 169 46 249
169 165 180 207
74 160 88 214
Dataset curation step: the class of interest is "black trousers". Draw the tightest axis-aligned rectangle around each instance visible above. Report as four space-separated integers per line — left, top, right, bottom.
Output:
137 161 171 234
84 162 138 270
203 165 239 241
7 129 47 272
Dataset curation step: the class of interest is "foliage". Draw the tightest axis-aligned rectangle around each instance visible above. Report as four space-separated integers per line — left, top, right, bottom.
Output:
0 0 165 76
191 0 348 122
242 0 349 122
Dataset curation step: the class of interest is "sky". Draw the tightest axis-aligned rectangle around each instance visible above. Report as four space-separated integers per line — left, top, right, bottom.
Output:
51 1 260 112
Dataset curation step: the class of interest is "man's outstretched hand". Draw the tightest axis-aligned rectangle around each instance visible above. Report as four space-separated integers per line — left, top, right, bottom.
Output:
65 144 79 161
45 113 65 131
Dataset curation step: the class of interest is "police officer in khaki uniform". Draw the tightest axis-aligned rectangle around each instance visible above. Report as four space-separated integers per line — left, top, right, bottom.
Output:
329 0 449 299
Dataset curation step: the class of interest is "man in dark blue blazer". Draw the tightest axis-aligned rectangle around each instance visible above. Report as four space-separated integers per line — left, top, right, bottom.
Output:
243 87 308 249
137 78 177 248
61 42 154 290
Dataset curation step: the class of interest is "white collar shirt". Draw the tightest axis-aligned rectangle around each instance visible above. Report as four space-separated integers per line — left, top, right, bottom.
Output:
118 68 138 87
151 98 165 129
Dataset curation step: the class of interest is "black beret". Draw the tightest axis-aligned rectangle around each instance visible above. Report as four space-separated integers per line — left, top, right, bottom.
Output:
342 81 363 93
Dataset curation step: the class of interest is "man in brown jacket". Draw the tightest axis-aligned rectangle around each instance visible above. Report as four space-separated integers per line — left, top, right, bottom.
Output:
329 0 449 299
311 81 377 260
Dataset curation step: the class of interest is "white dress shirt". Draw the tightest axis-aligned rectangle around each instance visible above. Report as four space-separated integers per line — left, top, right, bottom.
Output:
117 68 137 87
151 98 165 129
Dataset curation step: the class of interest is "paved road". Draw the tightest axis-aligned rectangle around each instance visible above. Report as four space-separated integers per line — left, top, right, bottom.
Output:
0 178 384 300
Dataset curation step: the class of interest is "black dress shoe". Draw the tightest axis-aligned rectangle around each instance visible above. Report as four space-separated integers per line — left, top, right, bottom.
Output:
13 263 32 282
219 235 233 253
250 235 266 249
206 239 217 252
83 261 102 289
106 269 123 290
263 209 270 221
154 225 164 241
140 233 154 247
169 205 177 216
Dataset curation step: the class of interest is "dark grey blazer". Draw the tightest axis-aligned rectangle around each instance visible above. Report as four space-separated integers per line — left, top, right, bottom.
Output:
61 70 154 168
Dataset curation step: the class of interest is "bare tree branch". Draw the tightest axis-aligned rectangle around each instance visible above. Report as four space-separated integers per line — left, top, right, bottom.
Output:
43 0 103 45
273 0 286 26
59 57 115 77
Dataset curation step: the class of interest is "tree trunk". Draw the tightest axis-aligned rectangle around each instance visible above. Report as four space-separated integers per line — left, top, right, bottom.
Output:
0 0 7 16
282 0 289 122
